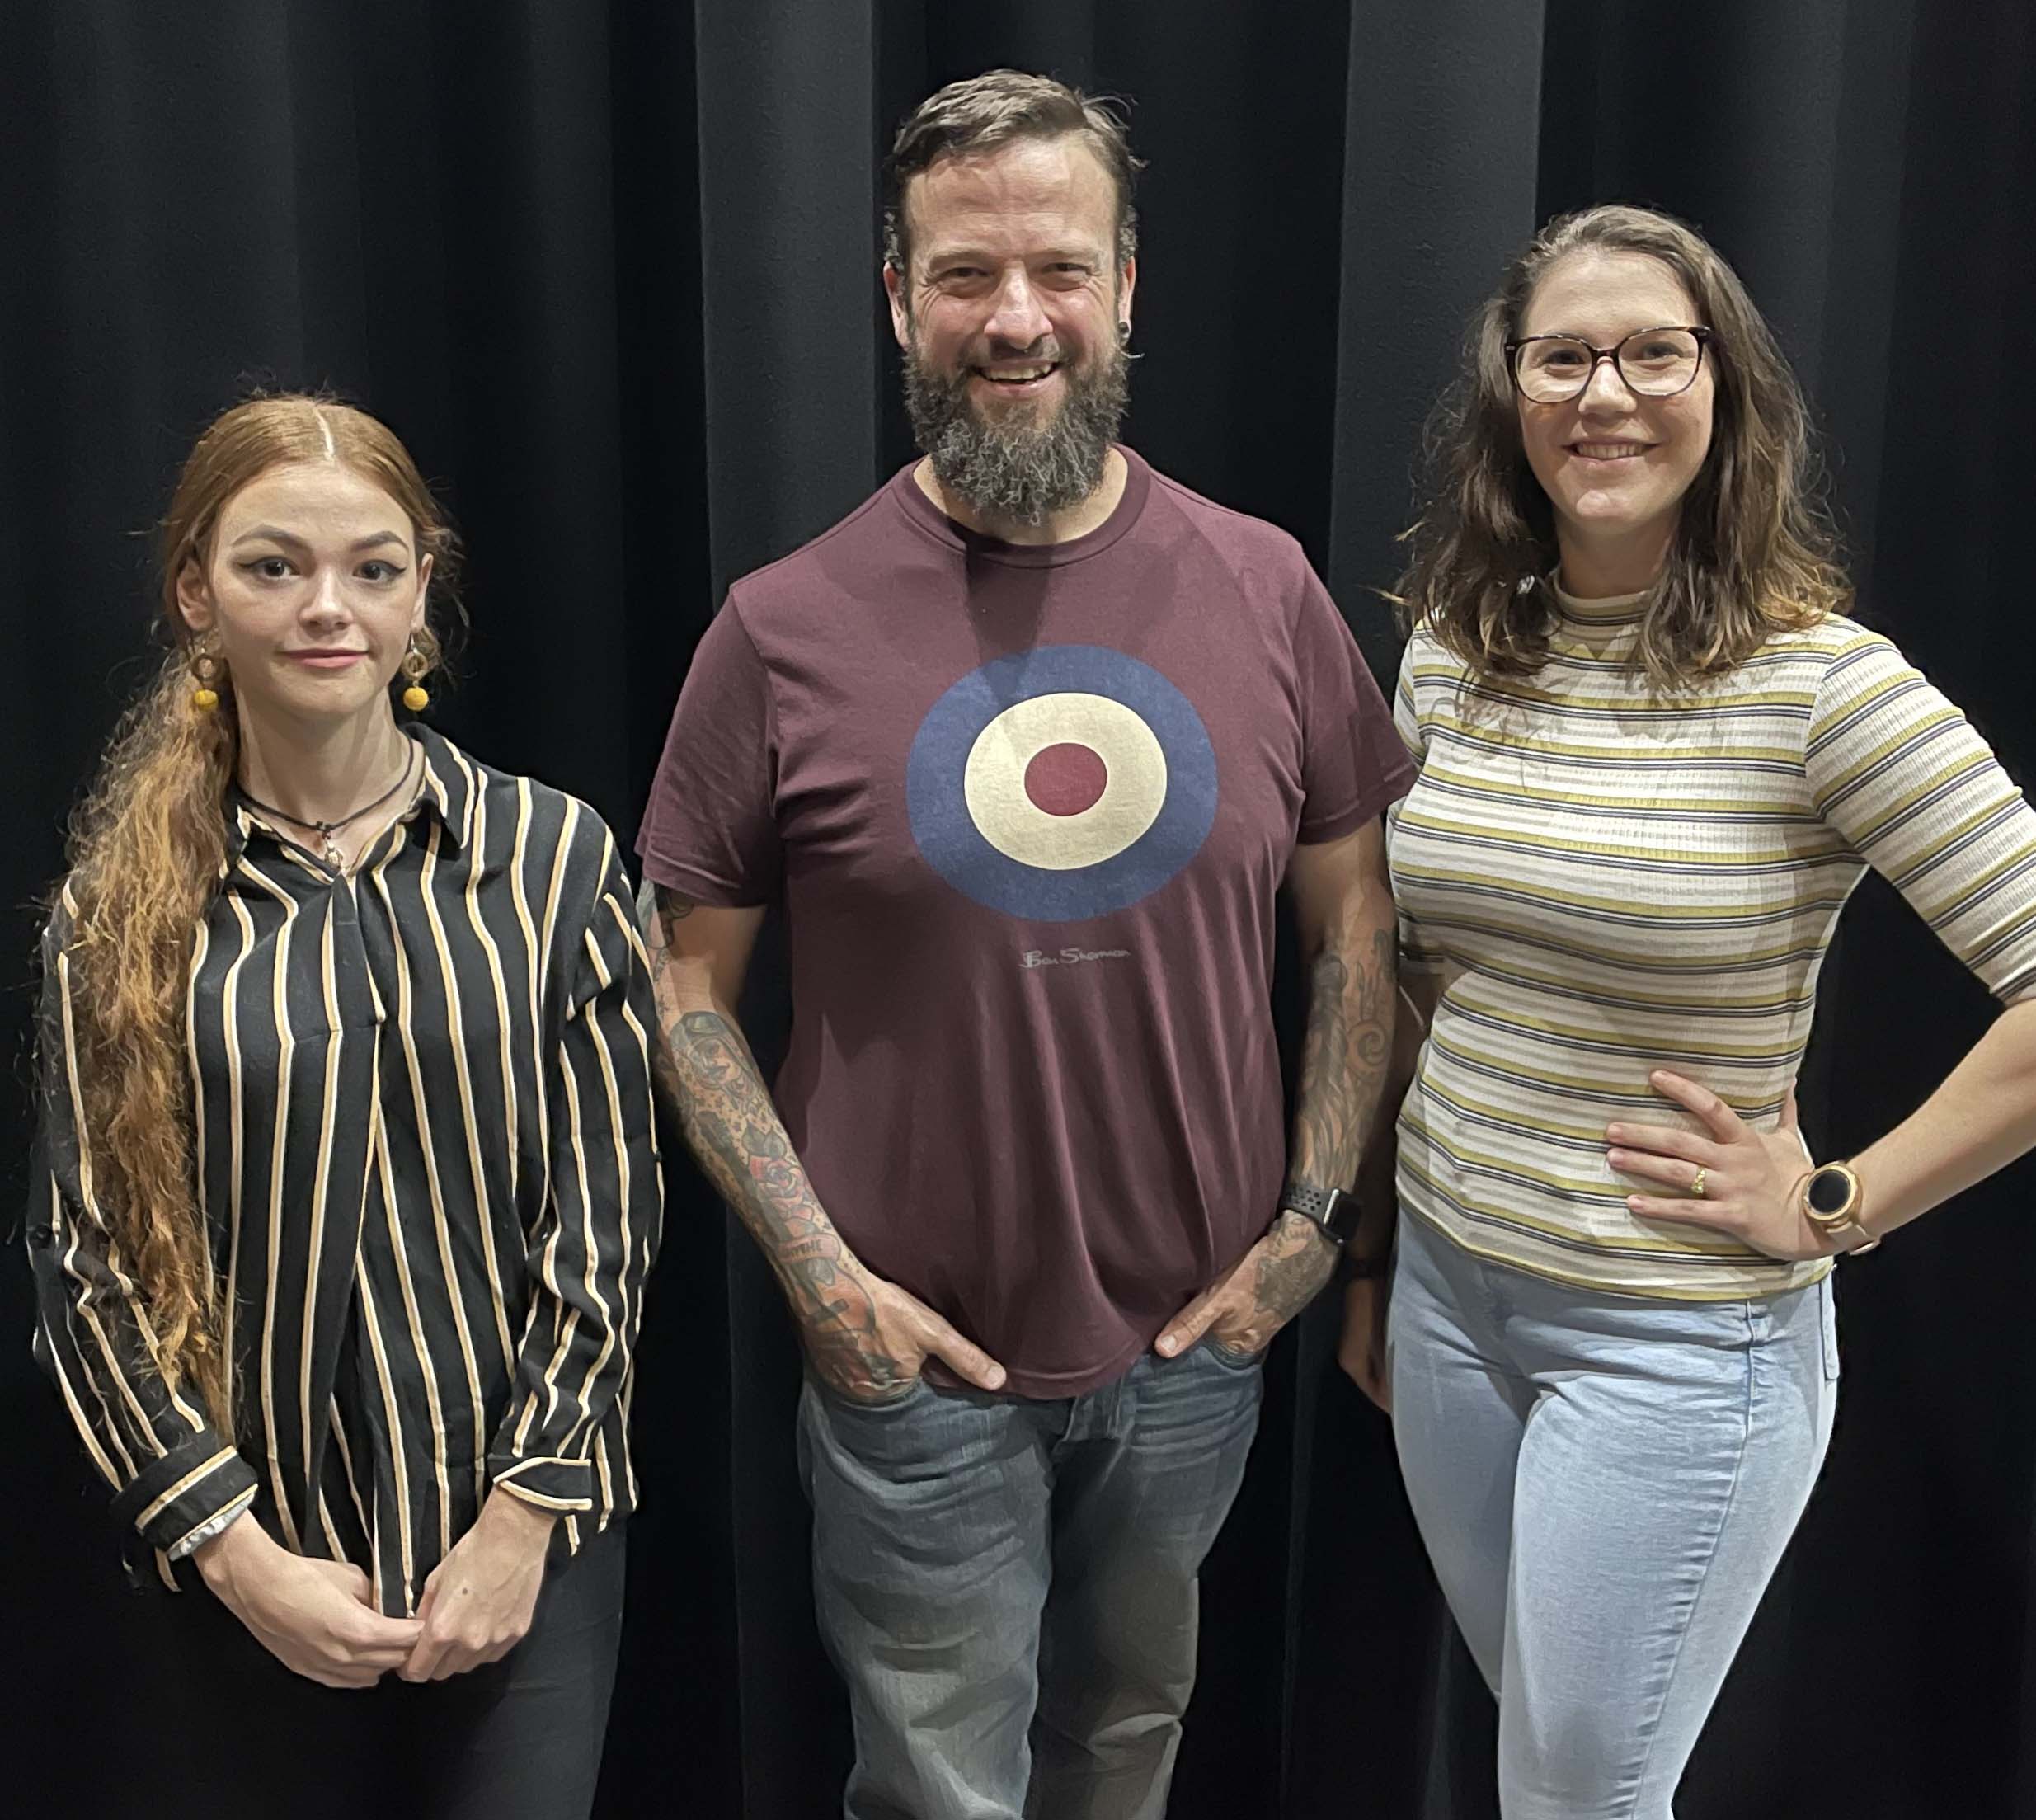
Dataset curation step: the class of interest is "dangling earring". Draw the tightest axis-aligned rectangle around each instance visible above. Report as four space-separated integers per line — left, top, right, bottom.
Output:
189 641 223 713
399 637 432 712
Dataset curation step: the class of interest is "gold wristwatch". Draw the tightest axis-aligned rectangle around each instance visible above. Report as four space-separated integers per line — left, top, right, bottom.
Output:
1799 1162 1879 1255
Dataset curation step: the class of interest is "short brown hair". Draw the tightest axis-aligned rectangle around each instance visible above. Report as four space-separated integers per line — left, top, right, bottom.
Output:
882 70 1144 276
1396 205 1851 689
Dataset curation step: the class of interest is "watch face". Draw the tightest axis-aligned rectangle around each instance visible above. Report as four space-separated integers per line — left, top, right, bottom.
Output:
1807 1167 1855 1218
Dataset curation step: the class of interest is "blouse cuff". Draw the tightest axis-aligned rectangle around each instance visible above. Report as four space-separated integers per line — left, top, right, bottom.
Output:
487 1451 596 1513
111 1433 261 1559
165 1487 257 1561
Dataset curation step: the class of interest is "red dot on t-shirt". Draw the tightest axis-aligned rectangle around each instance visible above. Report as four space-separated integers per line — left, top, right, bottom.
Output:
1024 743 1109 817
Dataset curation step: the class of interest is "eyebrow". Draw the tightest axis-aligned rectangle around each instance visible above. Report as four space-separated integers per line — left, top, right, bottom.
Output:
923 243 1104 267
229 526 410 553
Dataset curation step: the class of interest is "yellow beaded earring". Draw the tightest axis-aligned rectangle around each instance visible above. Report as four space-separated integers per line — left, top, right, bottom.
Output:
399 638 432 712
189 643 223 713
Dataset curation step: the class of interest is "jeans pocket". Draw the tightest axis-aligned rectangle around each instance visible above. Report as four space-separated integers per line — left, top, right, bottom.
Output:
1200 1333 1267 1372
818 1373 931 1413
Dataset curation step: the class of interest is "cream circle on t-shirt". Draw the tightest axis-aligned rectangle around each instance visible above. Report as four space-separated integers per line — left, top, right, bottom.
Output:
962 692 1169 871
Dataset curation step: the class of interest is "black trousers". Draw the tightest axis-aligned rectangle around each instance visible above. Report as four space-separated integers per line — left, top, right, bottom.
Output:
107 1524 627 1820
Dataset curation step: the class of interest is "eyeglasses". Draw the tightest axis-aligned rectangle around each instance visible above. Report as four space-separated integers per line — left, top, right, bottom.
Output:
1504 326 1713 403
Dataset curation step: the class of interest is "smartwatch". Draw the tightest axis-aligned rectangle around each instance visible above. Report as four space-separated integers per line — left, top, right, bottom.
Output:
1799 1162 1879 1254
1281 1183 1363 1248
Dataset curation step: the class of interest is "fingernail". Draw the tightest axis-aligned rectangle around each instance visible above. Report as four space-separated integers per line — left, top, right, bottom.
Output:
986 1368 1006 1388
1158 1336 1177 1356
1606 1124 1625 1139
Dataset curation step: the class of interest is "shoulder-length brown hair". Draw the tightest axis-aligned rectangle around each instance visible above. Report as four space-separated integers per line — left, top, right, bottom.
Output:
1395 204 1850 689
51 392 459 1426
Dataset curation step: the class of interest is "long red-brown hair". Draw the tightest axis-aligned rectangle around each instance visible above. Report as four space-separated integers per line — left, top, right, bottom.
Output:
54 393 459 1425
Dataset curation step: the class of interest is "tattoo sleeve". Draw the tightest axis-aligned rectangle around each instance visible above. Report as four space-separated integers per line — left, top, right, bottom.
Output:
1237 894 1398 1333
640 884 911 1395
1291 919 1397 1199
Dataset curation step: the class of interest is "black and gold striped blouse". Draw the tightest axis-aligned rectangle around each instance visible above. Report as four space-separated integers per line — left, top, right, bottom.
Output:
27 727 663 1615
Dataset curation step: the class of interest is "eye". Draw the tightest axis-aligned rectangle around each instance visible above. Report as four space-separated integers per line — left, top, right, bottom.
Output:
240 556 295 581
358 560 406 583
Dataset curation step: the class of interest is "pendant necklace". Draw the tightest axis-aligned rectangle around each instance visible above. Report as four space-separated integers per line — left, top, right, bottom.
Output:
241 743 421 870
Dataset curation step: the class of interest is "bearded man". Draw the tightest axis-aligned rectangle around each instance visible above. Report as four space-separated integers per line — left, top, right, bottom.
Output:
637 71 1411 1820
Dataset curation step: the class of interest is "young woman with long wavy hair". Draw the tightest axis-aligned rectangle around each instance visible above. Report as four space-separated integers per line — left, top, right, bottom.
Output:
28 393 662 1819
1338 206 2036 1816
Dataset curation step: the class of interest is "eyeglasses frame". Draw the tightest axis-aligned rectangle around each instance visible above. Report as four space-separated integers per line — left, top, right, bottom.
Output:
1503 325 1714 402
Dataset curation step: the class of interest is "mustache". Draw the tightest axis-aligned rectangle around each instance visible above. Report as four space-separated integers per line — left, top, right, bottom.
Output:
960 341 1067 365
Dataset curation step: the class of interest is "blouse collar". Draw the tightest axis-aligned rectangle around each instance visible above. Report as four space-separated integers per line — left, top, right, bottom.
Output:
222 724 476 874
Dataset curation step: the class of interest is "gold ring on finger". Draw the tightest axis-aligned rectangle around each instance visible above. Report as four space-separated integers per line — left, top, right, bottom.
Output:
1689 1166 1707 1199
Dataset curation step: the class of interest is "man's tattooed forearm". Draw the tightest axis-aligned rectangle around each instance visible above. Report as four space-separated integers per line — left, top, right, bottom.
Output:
1230 919 1398 1338
1291 924 1395 1195
659 1001 911 1394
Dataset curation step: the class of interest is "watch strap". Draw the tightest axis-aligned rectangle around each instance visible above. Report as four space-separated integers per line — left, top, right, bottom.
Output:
1281 1183 1361 1246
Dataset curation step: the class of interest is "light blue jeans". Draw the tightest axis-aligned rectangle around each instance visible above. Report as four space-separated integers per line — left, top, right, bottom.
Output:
797 1339 1264 1820
1389 1212 1839 1819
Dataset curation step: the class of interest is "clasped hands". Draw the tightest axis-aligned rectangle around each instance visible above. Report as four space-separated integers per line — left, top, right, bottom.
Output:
197 1484 554 1689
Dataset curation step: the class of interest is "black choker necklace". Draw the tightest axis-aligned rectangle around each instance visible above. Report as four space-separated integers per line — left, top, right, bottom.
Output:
241 743 421 868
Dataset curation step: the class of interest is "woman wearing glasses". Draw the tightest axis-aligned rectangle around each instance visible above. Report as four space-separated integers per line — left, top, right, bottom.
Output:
1340 205 2036 1816
27 393 662 1819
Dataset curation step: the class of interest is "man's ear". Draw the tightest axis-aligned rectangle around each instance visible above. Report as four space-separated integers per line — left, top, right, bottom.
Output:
1117 255 1137 336
883 260 912 351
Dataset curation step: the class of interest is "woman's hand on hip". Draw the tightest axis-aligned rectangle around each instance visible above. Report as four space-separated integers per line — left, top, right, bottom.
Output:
196 1513 422 1688
398 1487 557 1683
1607 1071 1830 1260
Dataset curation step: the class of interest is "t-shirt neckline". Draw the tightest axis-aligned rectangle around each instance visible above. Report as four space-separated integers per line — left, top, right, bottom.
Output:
1549 569 1648 627
888 445 1152 567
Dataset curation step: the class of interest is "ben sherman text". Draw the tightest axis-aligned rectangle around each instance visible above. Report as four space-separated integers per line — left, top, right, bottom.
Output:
1020 947 1132 970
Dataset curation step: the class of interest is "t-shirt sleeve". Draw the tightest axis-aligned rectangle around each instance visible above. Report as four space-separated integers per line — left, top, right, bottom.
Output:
1806 629 2036 1005
635 601 783 905
1293 565 1417 844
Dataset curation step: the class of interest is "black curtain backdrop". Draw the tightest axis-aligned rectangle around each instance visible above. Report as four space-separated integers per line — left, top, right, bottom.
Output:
4 4 2034 1817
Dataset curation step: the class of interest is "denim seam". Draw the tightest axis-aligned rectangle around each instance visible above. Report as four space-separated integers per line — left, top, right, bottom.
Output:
1620 1303 1759 1814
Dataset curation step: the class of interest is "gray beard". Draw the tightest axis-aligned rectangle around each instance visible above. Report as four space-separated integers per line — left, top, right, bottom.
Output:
901 339 1130 529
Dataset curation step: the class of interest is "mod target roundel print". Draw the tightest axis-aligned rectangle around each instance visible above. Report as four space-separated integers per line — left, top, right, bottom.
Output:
906 645 1217 921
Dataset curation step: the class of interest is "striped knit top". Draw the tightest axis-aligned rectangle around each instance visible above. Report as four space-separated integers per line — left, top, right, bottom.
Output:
1388 581 2036 1300
27 728 663 1613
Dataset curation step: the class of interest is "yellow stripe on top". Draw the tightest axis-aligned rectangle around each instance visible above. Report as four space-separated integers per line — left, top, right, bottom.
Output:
1391 600 2036 1300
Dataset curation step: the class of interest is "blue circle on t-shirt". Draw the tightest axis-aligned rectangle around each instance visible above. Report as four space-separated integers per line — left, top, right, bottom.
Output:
906 645 1217 922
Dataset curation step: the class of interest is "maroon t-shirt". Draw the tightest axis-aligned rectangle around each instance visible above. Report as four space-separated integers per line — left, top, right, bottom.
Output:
638 449 1412 1394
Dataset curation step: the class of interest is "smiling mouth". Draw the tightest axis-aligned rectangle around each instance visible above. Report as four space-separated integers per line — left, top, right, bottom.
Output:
1569 441 1653 460
973 363 1060 390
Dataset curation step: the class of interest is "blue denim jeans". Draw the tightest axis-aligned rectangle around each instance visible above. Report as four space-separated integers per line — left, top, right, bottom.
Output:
1389 1212 1839 1819
797 1339 1265 1820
